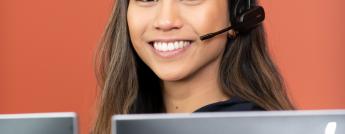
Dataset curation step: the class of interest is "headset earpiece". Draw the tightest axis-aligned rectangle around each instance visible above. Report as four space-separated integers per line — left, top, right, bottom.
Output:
234 6 265 33
230 0 265 34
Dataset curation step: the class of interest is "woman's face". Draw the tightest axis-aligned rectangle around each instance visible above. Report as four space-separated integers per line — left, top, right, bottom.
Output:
128 0 229 81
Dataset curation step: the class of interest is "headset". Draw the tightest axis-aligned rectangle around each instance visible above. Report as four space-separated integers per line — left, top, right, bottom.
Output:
200 0 265 41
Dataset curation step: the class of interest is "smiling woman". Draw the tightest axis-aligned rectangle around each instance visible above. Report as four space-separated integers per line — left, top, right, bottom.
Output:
92 0 294 133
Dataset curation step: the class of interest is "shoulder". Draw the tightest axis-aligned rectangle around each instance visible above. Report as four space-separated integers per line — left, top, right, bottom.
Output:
193 96 265 112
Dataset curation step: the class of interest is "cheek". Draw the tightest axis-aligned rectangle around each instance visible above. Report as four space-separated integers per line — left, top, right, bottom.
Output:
178 3 228 73
127 5 154 45
127 8 143 43
179 1 229 36
160 39 227 81
195 38 227 68
127 6 154 62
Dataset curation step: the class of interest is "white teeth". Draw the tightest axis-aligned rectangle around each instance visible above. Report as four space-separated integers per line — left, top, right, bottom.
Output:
168 42 174 51
162 42 168 51
153 41 191 52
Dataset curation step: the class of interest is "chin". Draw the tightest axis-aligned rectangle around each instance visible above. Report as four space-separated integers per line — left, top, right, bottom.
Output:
154 70 188 82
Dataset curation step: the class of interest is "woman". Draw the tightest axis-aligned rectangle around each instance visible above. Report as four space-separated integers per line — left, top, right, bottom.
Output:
92 0 295 133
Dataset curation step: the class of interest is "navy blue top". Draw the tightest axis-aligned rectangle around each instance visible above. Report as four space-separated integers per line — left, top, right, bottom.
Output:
194 96 265 112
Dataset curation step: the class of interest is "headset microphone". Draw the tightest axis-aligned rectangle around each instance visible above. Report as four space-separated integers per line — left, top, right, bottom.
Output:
200 3 265 41
200 25 235 41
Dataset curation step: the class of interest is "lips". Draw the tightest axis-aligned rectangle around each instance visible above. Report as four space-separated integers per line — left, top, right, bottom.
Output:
148 39 194 58
151 41 192 52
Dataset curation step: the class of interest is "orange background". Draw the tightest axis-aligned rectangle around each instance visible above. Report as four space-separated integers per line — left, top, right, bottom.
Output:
1 0 344 134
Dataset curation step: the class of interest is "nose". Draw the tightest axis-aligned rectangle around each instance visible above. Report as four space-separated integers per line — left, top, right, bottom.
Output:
153 2 183 31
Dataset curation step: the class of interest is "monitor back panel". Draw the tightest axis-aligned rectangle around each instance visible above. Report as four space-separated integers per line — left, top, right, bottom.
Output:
113 110 345 134
0 112 77 134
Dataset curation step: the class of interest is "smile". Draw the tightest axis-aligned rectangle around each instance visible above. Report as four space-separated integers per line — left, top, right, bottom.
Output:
152 41 192 52
148 40 194 58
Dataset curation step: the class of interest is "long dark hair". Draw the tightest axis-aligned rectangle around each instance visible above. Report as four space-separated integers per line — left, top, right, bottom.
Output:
92 0 295 133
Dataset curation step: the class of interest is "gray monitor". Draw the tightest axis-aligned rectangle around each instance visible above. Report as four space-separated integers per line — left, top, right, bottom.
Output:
0 112 78 134
112 110 345 134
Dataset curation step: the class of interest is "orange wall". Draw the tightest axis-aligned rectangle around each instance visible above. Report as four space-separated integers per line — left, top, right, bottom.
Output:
263 0 345 108
1 0 344 134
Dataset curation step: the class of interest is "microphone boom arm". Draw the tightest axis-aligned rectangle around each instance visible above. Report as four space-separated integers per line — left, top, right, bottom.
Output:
199 25 234 41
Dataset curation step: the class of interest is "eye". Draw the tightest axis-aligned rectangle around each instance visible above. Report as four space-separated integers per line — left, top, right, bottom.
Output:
137 0 158 2
135 0 159 7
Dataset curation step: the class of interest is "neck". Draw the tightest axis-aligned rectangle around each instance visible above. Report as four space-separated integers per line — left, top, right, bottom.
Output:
162 57 229 113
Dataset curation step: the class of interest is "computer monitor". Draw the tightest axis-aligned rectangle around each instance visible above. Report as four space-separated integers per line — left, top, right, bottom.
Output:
112 110 345 134
0 112 78 134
